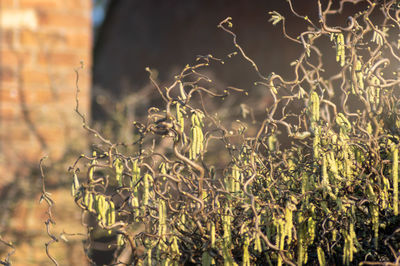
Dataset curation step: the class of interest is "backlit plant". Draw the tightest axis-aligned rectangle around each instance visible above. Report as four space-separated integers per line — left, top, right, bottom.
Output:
70 1 400 265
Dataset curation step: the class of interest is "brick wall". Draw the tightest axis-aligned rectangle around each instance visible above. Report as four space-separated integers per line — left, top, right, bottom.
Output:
0 0 92 184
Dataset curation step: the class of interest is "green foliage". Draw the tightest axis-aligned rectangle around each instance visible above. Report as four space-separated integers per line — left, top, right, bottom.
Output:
70 1 400 265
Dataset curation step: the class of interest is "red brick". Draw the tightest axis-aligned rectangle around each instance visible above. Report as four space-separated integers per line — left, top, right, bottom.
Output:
20 71 91 98
0 30 15 47
57 51 90 66
19 0 60 8
1 122 78 160
62 75 91 94
51 0 92 10
0 122 68 155
9 139 45 162
20 29 67 48
19 29 40 46
0 90 73 114
0 101 77 129
69 0 92 9
37 50 90 67
0 87 19 103
0 104 16 117
0 66 16 82
0 0 16 8
20 0 91 10
0 103 19 120
0 109 21 122
0 121 32 141
2 101 84 124
0 0 91 189
10 194 49 232
62 67 91 82
1 50 20 65
20 69 51 85
30 30 92 50
37 10 90 29
24 87 56 103
0 50 33 65
0 80 18 92
37 125 71 144
65 31 92 50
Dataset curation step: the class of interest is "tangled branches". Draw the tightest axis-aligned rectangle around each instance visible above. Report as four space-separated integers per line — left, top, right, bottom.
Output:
70 1 400 265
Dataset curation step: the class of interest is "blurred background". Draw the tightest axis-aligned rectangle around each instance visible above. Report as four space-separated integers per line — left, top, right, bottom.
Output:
0 0 367 265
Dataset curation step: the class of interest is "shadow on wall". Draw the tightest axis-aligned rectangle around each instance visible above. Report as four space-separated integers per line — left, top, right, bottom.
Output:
0 1 92 264
0 3 92 185
0 45 89 266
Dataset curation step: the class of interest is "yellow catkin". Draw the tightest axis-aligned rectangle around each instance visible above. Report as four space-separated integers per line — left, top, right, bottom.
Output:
327 152 341 182
131 159 140 188
242 232 250 266
310 91 320 122
196 126 203 156
94 195 100 220
146 248 152 266
95 195 108 226
157 198 168 264
372 205 379 248
232 164 241 193
114 158 124 187
336 113 351 136
158 198 166 238
285 205 294 244
367 75 381 107
190 126 197 159
342 230 349 265
317 246 326 266
333 33 345 66
269 79 277 94
179 81 187 100
301 172 308 195
107 200 116 225
307 217 316 243
267 135 277 151
342 222 357 266
83 192 89 207
308 204 316 243
367 183 379 248
143 173 150 206
130 160 140 217
141 173 151 213
171 236 181 256
355 58 364 90
222 206 236 266
310 92 320 160
349 223 357 261
189 113 203 160
88 193 94 212
254 233 262 253
297 210 307 266
131 196 139 220
277 219 285 266
211 221 216 248
392 143 399 215
117 234 125 247
381 177 390 209
89 151 97 182
322 155 329 198
71 173 80 197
